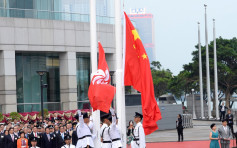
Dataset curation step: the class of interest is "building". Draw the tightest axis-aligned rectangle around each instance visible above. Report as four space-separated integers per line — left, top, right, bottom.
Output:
128 8 156 63
0 0 116 113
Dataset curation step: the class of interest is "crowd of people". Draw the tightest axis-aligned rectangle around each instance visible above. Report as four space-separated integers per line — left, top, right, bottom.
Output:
0 108 145 148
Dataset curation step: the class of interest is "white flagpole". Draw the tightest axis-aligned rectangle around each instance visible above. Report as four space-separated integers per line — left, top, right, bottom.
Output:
115 0 126 147
90 0 100 147
204 4 212 119
198 22 204 119
213 19 219 120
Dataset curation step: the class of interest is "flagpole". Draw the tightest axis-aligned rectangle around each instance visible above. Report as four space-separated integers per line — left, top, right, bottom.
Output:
204 4 212 119
90 0 100 147
198 22 204 119
115 0 126 147
213 19 219 120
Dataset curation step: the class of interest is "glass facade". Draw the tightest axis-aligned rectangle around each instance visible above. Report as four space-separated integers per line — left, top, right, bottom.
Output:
76 53 91 110
0 0 114 24
16 52 60 113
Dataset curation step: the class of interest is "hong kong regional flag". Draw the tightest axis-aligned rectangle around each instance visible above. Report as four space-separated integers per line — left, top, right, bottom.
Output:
124 12 162 135
88 42 115 113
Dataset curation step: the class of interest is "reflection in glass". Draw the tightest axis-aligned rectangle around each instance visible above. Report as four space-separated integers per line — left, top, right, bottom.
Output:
76 53 90 109
16 52 60 113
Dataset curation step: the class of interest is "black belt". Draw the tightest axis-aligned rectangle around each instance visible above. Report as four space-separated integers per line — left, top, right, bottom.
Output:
78 135 92 140
112 138 121 142
133 138 139 141
103 141 112 143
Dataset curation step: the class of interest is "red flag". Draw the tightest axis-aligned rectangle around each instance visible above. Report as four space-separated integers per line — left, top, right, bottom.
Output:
88 42 115 113
124 12 162 135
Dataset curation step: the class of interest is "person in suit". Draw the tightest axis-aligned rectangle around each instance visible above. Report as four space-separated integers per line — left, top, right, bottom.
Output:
17 131 28 148
219 102 228 121
56 126 66 148
226 109 234 135
42 127 54 148
176 114 184 142
218 119 232 148
71 122 78 146
5 127 18 148
0 129 5 148
28 126 39 147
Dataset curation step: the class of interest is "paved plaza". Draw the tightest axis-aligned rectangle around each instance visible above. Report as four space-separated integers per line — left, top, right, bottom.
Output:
146 120 237 142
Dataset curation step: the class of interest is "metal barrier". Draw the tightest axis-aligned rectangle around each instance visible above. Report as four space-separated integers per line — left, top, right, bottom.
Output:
182 114 193 128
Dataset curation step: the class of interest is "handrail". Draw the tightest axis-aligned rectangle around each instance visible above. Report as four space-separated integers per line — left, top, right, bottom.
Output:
0 7 114 24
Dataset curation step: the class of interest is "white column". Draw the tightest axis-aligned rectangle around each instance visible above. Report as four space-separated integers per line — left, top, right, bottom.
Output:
0 50 17 113
59 52 77 111
198 22 204 119
213 19 219 120
204 4 212 119
115 0 126 147
90 0 100 147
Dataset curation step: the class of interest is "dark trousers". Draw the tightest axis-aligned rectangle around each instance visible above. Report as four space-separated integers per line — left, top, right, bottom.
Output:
220 111 226 121
228 124 234 135
177 127 183 141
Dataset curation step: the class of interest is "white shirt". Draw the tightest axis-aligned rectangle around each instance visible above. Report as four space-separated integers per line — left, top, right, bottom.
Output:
76 114 94 148
221 106 225 111
223 126 227 134
109 113 122 148
131 122 146 148
101 124 111 142
61 144 76 148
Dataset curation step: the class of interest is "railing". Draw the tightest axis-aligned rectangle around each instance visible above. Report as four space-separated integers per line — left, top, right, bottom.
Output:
0 7 114 24
182 114 193 128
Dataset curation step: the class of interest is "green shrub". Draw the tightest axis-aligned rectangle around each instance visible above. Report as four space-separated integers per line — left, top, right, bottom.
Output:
38 109 49 118
9 112 21 121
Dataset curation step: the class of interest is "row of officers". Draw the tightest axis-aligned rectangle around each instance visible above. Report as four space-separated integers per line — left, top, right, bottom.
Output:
0 108 146 148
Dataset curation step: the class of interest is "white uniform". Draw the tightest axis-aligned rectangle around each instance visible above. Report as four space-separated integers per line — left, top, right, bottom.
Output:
30 147 40 148
61 144 76 148
76 111 94 148
131 122 146 148
101 123 112 148
109 108 123 148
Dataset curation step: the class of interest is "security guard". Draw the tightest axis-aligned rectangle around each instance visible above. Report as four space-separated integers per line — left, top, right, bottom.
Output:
30 137 40 148
100 112 112 148
109 108 123 148
61 135 75 148
76 110 94 148
131 112 146 148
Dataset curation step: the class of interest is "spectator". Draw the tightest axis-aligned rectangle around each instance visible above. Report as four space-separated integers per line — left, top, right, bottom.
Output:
17 131 28 148
218 119 232 148
226 109 234 135
127 120 134 145
176 114 183 142
219 102 228 121
209 123 220 148
5 127 18 148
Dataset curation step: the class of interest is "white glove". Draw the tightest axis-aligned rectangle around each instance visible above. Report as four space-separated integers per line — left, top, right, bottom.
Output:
110 108 115 115
77 110 81 116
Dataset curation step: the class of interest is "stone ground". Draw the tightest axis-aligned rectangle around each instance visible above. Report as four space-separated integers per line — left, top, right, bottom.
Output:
146 120 237 142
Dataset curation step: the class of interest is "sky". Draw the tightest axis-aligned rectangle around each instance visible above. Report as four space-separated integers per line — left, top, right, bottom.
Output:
124 0 237 75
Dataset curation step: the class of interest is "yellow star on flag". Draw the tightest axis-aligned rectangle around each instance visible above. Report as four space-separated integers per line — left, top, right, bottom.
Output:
142 53 148 60
132 29 141 41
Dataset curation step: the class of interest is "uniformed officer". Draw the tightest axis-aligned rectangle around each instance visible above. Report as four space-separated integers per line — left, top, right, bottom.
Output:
30 137 40 148
100 112 112 148
131 112 146 148
109 108 123 148
61 135 75 148
76 110 94 148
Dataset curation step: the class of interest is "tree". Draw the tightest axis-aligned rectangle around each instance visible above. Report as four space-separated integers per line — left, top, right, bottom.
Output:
151 61 173 97
172 37 237 109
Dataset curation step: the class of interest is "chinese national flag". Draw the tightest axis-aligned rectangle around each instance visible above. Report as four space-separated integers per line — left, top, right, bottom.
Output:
124 12 162 135
88 42 115 113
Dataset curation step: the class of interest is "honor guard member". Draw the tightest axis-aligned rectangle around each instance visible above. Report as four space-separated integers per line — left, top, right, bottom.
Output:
131 112 146 148
61 135 75 148
109 108 123 148
100 112 112 148
76 110 94 148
